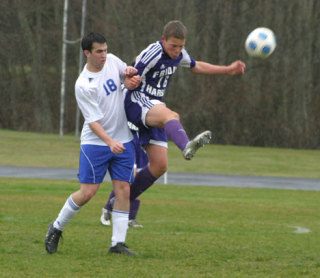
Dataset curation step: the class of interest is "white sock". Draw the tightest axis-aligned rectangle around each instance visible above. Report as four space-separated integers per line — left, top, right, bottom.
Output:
111 210 129 247
53 195 80 231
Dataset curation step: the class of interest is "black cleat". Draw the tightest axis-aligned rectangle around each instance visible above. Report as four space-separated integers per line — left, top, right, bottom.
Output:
128 219 143 228
108 242 136 256
45 223 62 254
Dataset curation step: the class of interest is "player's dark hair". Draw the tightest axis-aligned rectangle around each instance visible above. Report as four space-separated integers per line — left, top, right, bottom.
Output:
162 20 187 40
81 32 106 52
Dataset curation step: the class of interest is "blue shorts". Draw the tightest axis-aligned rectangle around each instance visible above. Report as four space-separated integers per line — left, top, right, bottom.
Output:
78 142 135 184
125 91 168 147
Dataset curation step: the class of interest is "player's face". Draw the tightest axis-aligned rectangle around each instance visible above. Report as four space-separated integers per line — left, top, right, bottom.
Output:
162 37 185 59
86 42 107 71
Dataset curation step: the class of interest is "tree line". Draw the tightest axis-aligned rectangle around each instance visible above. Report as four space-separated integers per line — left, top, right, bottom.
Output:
1 0 319 148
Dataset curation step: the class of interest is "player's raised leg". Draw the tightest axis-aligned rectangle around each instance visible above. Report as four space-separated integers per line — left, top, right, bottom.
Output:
146 103 212 160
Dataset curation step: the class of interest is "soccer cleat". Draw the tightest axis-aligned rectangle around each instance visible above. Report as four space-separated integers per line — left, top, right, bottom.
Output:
108 242 136 256
182 130 212 160
128 219 143 228
100 208 111 226
45 223 63 254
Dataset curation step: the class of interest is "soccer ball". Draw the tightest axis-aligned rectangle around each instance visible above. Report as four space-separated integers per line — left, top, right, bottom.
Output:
245 27 276 58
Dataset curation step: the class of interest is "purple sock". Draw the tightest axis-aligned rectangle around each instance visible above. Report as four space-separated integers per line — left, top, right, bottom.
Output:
105 190 115 211
130 167 157 200
129 199 140 220
164 119 189 151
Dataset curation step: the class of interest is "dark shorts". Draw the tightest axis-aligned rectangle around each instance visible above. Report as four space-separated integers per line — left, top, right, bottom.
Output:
125 91 168 147
132 132 149 168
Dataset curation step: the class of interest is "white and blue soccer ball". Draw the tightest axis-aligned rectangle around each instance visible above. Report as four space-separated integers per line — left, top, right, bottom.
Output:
245 27 276 58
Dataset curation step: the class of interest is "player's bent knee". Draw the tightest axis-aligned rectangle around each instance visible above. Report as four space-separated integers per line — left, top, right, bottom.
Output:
150 163 167 177
114 183 130 198
166 110 179 121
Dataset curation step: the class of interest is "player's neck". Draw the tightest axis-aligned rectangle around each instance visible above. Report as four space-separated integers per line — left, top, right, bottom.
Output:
86 63 104 73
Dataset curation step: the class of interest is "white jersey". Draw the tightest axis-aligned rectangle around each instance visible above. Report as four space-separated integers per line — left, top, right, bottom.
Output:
75 53 133 146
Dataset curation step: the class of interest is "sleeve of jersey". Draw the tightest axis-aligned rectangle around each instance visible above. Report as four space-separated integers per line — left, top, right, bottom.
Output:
75 84 104 123
134 43 162 77
108 53 127 82
179 49 196 68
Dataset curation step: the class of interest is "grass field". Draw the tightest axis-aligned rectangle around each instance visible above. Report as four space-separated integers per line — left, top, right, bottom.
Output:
1 129 320 277
1 178 320 277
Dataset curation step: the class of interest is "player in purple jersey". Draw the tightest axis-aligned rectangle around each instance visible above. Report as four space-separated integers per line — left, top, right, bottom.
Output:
125 20 246 201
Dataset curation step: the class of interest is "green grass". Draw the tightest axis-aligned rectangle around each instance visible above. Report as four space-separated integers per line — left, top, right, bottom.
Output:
0 129 80 169
1 130 320 276
1 129 320 178
1 178 320 277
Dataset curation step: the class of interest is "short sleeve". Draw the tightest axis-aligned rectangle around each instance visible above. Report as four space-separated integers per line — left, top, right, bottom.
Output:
108 53 127 82
75 82 104 123
179 48 196 68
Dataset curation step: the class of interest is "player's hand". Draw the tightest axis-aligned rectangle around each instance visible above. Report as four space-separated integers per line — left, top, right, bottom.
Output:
228 60 246 75
125 66 138 77
109 140 126 154
124 75 141 90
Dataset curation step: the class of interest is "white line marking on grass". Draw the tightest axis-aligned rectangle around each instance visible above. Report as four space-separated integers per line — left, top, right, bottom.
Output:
291 226 311 234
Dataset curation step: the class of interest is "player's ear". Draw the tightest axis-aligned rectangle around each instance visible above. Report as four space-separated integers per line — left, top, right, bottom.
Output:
83 49 90 57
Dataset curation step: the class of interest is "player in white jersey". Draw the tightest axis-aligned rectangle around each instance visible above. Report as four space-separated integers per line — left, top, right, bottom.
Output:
45 32 141 256
100 122 148 228
125 20 246 202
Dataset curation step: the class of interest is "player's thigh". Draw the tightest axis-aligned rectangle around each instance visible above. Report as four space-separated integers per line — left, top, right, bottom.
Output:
108 141 135 183
78 144 111 184
146 104 179 127
125 92 162 128
145 144 168 169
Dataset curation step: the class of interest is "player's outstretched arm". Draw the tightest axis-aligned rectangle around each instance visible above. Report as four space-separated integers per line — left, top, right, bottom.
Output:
192 60 246 75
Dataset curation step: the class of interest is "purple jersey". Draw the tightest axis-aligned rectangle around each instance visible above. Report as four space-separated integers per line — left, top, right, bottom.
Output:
130 41 196 100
